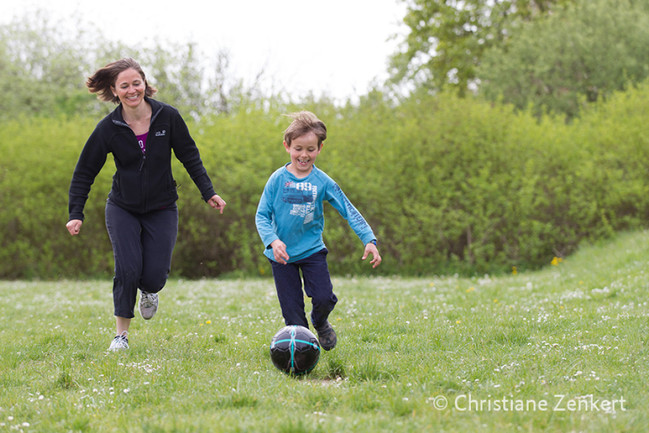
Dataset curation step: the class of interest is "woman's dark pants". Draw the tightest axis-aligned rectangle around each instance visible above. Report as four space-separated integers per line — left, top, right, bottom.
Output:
105 200 178 318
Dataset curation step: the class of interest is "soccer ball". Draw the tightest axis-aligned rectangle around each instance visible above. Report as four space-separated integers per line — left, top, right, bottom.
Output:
270 325 320 375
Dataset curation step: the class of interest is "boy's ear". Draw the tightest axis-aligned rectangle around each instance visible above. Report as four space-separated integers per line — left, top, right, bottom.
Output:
283 140 290 152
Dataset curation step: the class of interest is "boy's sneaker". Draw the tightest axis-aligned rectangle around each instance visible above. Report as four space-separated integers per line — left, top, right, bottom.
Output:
108 331 129 351
139 291 158 320
316 321 337 351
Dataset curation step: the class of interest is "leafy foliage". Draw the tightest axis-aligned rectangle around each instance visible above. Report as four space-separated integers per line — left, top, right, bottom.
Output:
390 0 572 94
4 82 649 278
478 0 649 120
0 11 102 118
3 4 649 279
0 11 267 120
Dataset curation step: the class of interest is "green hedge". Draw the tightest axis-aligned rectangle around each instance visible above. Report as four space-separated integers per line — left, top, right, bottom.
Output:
2 86 649 279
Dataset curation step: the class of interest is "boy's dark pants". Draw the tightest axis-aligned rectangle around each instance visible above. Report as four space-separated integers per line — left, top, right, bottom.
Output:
105 199 178 319
269 249 338 329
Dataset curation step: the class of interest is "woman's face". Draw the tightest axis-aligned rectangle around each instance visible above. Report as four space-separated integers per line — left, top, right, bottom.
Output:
112 68 146 109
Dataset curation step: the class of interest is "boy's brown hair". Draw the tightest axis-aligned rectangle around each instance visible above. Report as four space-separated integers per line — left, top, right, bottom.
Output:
283 111 327 147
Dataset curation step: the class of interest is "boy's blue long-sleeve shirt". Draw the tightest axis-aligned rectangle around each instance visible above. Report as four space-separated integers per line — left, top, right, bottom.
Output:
255 164 376 263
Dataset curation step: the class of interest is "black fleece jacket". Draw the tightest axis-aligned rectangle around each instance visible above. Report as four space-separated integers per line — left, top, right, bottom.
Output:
68 97 216 221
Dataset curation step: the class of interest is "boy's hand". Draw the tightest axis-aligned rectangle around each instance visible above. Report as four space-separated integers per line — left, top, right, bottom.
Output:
362 242 382 268
270 239 290 265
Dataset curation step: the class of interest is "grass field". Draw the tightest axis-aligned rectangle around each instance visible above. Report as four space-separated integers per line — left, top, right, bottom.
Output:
1 231 649 432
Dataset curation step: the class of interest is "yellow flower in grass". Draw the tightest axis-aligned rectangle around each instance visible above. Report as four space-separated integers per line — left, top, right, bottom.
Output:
551 256 563 266
512 266 518 275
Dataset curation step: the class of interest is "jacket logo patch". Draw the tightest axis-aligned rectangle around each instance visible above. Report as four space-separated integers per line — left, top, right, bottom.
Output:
155 130 166 137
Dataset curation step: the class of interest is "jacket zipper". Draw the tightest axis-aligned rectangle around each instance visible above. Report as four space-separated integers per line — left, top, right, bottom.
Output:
141 151 147 210
113 101 163 211
139 153 146 171
140 104 162 210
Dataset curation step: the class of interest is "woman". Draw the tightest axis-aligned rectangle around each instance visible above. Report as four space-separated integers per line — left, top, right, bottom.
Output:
66 58 226 351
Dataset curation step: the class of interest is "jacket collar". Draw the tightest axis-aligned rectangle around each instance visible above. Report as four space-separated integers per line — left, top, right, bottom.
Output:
111 96 164 127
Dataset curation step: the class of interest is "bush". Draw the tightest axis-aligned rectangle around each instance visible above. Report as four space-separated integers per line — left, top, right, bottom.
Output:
2 86 649 279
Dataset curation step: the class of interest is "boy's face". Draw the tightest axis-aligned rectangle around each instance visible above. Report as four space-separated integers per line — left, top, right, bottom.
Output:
284 131 322 177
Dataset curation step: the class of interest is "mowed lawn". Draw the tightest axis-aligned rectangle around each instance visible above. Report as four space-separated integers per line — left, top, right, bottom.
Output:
1 231 648 432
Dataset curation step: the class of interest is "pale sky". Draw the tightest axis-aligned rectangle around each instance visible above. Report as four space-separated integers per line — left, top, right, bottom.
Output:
0 0 408 102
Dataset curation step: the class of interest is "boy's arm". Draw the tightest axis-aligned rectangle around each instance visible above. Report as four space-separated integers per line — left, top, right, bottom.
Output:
326 182 376 245
255 178 289 264
326 182 381 267
255 186 279 248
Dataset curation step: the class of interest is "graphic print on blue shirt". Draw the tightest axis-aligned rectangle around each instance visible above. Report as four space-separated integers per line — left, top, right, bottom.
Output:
283 181 317 224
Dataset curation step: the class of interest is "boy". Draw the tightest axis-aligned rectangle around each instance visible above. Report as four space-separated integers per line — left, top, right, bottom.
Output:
255 111 381 350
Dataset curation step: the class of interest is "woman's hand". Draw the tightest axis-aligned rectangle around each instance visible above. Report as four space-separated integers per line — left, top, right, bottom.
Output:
66 219 83 236
208 194 227 214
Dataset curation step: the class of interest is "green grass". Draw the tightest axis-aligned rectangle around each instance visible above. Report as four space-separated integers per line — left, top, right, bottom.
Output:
1 231 649 432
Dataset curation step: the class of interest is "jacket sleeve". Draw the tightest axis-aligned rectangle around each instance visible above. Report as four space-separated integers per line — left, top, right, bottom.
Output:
325 181 376 245
170 110 216 201
68 126 109 221
255 176 279 249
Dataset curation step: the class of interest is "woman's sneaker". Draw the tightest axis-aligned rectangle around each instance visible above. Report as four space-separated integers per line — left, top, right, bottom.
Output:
108 331 129 351
316 321 337 351
139 291 158 320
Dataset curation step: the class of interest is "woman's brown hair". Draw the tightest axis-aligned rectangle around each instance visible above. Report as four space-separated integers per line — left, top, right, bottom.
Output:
86 58 157 103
